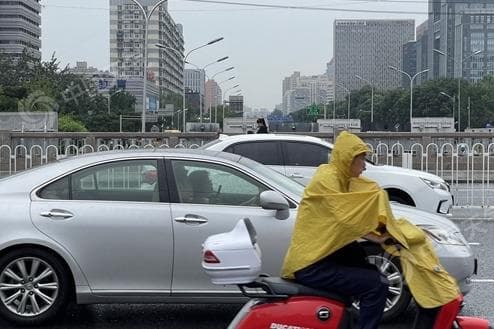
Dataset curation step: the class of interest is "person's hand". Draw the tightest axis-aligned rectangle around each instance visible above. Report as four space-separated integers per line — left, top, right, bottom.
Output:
363 232 392 244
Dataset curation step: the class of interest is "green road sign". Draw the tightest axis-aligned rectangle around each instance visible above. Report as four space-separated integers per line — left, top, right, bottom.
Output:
307 104 320 116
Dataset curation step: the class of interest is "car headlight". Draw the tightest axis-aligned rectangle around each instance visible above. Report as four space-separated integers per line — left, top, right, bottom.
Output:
418 225 466 246
421 178 450 192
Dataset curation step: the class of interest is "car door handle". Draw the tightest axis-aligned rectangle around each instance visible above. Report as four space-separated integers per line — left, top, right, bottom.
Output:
289 173 304 178
40 210 74 220
174 216 208 224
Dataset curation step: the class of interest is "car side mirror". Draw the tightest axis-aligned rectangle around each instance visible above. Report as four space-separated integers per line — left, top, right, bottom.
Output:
260 191 289 220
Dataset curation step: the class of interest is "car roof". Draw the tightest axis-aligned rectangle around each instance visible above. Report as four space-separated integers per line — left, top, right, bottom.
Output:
212 133 333 147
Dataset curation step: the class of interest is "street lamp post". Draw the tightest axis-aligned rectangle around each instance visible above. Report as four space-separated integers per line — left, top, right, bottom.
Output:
186 56 229 123
155 37 224 132
433 49 482 132
214 77 236 123
220 84 240 127
209 66 234 123
130 0 168 133
440 91 456 130
105 89 123 115
355 75 374 129
388 66 430 132
222 89 241 128
335 83 350 124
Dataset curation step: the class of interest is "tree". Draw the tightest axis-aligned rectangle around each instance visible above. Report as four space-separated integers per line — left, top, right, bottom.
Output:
0 52 138 132
58 114 88 132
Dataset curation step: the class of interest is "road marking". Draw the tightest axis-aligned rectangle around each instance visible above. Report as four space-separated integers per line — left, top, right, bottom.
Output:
472 279 494 283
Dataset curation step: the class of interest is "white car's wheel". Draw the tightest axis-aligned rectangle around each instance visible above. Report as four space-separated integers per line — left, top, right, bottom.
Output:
0 248 70 326
354 246 411 322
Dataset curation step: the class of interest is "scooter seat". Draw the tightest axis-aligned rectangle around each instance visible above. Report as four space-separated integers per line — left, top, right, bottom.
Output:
259 277 353 306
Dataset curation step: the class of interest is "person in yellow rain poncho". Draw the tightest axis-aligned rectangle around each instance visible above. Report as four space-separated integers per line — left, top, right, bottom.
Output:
281 131 459 329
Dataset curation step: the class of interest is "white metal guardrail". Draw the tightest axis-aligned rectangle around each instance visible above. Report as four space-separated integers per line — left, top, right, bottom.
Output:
1 142 494 207
368 142 494 206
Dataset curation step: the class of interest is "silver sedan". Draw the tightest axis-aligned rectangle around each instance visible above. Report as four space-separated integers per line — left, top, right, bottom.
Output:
0 149 475 325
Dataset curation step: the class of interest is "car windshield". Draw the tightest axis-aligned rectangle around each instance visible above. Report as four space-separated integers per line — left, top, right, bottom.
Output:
238 156 304 199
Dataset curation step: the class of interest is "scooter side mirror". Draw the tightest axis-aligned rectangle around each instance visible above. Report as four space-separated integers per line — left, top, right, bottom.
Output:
260 191 289 220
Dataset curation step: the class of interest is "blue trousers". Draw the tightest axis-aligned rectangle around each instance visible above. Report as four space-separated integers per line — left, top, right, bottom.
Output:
295 257 389 329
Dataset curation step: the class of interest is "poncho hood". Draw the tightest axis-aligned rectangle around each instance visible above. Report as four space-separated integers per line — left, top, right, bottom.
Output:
330 131 369 179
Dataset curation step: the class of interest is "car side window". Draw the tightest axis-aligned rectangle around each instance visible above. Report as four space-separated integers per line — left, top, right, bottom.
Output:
224 141 282 165
38 176 70 200
283 142 330 167
171 160 269 206
39 160 161 202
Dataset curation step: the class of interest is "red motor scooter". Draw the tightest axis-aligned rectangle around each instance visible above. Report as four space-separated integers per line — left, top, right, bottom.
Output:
201 218 490 329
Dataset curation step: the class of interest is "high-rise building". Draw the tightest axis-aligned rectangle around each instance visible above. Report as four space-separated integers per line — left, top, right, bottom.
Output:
109 0 184 113
228 95 244 118
334 19 414 99
205 79 221 117
184 69 205 94
402 40 417 88
184 69 205 117
282 72 333 113
0 0 41 59
283 87 311 114
415 20 429 85
427 0 494 82
326 58 335 81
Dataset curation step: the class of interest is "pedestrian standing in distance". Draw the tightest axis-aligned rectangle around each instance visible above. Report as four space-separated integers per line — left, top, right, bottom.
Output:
256 118 268 133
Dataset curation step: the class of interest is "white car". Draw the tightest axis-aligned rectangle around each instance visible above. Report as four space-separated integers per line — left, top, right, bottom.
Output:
202 134 453 216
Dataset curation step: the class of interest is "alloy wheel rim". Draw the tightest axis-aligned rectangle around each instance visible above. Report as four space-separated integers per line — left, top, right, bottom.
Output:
367 254 404 312
0 257 59 317
353 254 404 313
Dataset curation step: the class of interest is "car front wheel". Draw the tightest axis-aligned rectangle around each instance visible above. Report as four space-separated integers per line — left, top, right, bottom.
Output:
368 250 411 322
0 248 70 326
356 246 412 322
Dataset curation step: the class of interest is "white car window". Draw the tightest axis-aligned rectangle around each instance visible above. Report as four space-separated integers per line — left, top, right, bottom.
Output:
224 141 282 165
283 141 330 166
171 160 269 206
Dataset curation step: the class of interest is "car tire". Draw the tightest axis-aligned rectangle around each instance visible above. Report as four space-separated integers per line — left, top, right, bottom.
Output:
361 245 412 323
0 247 70 326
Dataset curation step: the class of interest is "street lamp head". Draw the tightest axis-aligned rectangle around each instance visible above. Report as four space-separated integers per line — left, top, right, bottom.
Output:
473 49 482 55
217 56 229 62
388 65 398 71
440 91 452 99
219 76 235 84
233 84 240 88
225 66 234 71
208 37 224 45
433 48 446 56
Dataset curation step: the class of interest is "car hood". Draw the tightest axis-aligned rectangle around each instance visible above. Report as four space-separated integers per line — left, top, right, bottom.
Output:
369 164 446 183
390 203 459 232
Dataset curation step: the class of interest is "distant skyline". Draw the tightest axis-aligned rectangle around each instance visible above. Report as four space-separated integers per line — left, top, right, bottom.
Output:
40 0 428 109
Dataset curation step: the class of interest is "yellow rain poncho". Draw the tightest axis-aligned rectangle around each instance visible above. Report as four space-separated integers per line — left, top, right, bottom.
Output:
281 131 459 308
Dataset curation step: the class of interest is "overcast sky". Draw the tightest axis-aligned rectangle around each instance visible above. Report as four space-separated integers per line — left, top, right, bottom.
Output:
40 0 429 109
